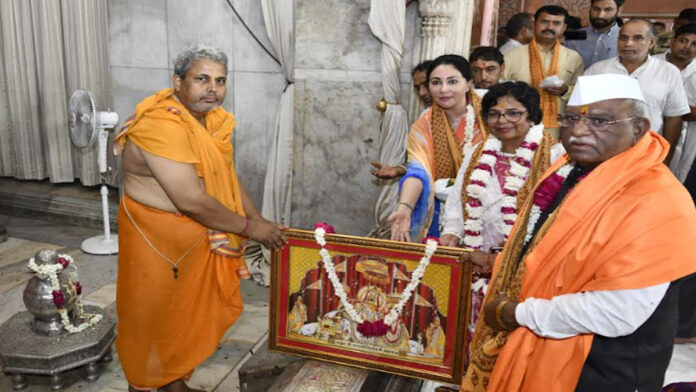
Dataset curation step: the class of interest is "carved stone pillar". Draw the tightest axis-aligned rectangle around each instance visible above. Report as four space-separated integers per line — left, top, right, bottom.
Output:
448 0 477 56
408 0 455 122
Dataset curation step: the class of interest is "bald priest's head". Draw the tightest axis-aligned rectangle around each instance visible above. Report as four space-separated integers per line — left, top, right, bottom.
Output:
557 74 651 168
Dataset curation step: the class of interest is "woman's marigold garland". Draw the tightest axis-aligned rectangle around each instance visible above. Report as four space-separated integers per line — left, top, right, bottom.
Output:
313 223 438 338
27 254 103 334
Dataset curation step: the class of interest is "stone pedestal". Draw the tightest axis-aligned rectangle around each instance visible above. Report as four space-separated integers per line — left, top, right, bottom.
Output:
0 306 115 390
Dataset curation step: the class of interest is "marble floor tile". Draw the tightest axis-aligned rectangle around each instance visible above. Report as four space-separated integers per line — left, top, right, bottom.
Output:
188 340 252 391
83 283 118 308
0 237 28 254
220 302 269 344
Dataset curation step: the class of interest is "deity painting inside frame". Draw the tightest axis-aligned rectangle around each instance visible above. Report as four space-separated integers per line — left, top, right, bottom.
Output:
270 230 471 384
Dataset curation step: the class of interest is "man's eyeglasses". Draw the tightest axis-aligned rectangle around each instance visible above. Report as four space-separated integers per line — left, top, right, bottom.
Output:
557 113 639 131
484 110 527 123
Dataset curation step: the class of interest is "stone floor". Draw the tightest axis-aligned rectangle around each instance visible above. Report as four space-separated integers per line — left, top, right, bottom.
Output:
0 209 695 391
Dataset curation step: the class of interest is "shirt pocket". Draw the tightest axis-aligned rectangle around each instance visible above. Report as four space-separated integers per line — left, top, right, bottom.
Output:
643 82 668 112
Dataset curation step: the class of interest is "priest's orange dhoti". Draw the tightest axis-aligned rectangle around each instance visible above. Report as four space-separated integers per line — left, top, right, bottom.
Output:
117 194 244 389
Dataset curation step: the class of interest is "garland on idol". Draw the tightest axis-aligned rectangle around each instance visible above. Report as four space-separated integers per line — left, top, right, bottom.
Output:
27 254 103 333
313 223 438 338
463 124 544 249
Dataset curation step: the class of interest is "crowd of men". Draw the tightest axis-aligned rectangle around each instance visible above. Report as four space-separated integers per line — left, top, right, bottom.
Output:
395 2 696 197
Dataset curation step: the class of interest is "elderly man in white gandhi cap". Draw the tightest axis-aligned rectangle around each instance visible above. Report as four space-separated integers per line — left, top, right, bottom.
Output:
461 74 696 392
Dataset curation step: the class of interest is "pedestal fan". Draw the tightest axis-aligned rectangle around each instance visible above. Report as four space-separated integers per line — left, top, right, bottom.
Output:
68 90 119 255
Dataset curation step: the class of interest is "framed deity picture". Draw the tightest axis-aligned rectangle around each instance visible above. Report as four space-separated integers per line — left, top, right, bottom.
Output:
269 229 472 384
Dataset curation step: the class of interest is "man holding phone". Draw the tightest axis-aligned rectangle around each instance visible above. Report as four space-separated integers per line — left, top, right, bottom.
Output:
565 0 624 68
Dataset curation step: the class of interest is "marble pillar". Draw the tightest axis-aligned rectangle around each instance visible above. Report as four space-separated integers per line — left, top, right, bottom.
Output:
408 0 455 121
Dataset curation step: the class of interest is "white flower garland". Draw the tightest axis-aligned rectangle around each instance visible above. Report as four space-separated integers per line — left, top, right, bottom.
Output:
461 104 476 156
27 254 103 334
523 163 574 244
314 228 438 327
463 124 544 249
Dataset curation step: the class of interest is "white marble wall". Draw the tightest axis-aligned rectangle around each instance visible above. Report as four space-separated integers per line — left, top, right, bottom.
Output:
107 0 284 202
292 0 419 236
108 0 419 235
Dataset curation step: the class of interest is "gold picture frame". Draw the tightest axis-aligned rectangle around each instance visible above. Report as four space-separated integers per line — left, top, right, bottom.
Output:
269 229 472 384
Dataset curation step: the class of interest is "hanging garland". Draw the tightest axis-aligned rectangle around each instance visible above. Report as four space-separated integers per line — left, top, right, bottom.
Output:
27 254 103 333
463 124 544 249
461 104 477 155
313 224 438 337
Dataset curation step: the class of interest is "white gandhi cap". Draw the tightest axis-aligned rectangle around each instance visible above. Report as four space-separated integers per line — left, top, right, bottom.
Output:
568 74 645 106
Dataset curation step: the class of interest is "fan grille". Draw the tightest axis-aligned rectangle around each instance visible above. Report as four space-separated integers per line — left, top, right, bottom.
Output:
68 90 97 148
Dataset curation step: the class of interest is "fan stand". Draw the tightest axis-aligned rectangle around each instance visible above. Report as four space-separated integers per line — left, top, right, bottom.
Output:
81 128 118 255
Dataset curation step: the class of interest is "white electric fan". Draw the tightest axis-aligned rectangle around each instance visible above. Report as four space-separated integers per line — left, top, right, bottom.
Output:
68 89 120 255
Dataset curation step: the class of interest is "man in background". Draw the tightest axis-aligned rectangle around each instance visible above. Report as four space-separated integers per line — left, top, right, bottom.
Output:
656 23 696 179
469 46 505 96
499 12 534 55
565 0 623 68
586 19 690 163
503 5 584 137
654 8 696 54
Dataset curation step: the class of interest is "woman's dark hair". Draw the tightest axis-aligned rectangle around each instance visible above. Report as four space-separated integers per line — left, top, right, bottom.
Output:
426 54 472 82
481 81 543 124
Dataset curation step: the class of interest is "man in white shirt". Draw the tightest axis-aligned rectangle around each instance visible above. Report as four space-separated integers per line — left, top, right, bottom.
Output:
585 19 690 163
462 74 696 392
499 12 534 55
655 23 696 179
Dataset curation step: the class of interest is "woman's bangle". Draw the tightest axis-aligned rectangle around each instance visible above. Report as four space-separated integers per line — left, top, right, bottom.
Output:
240 218 251 237
397 164 407 174
398 202 413 212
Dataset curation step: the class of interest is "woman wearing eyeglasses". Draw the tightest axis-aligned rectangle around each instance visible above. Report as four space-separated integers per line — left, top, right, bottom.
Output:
440 81 565 346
